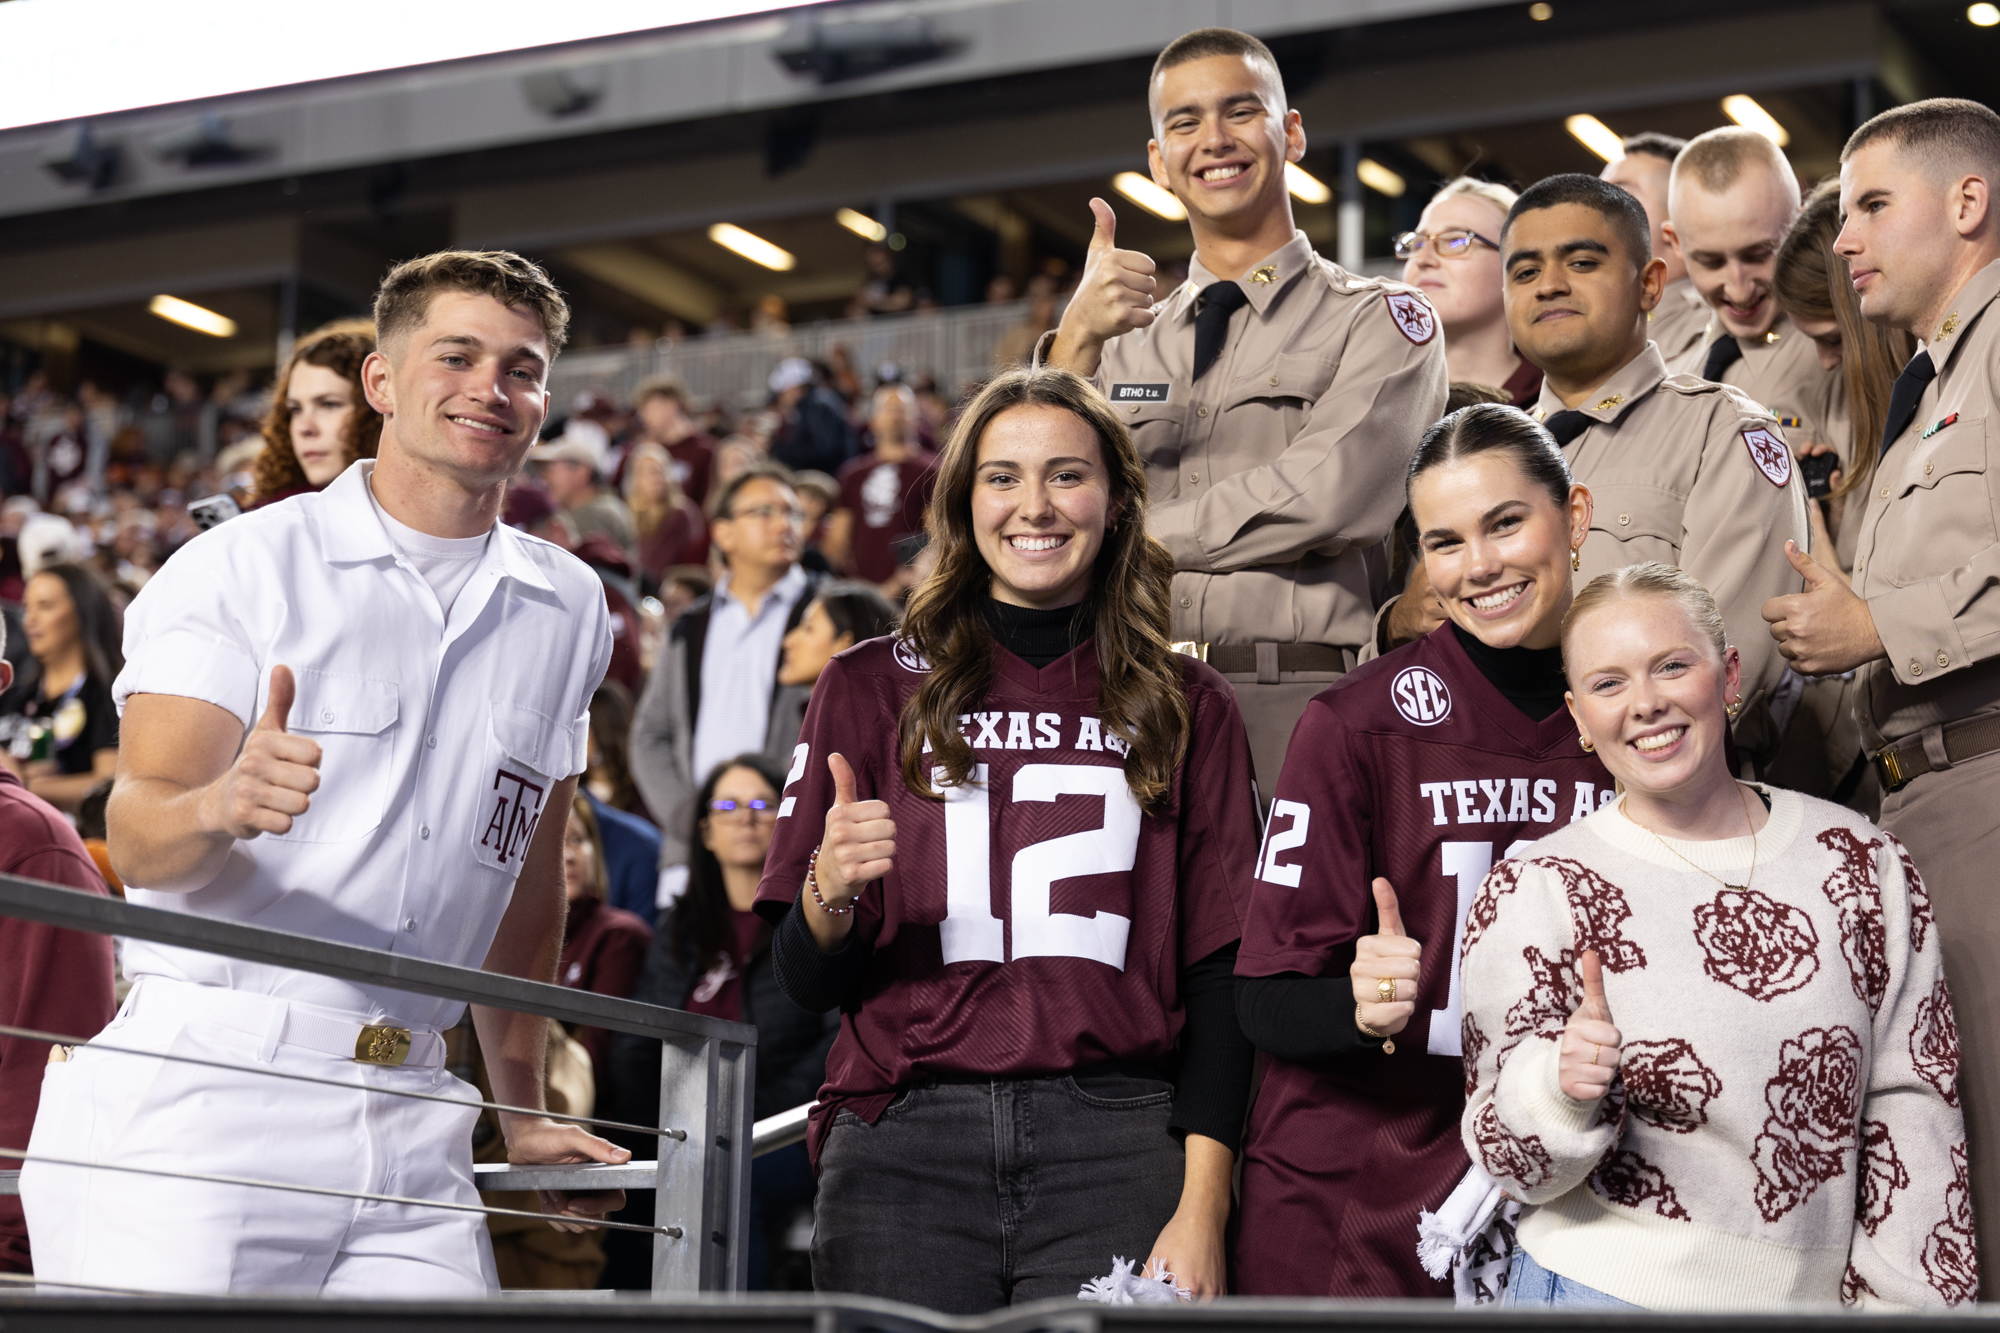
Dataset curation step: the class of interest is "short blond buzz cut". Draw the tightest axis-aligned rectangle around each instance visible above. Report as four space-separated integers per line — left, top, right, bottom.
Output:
1671 126 1792 199
373 249 571 358
1148 27 1285 125
1843 97 2000 182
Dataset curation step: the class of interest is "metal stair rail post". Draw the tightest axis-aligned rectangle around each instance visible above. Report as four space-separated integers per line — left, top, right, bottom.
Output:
0 872 756 1296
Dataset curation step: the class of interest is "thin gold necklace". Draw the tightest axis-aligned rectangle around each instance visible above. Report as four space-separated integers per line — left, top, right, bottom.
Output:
1619 783 1759 892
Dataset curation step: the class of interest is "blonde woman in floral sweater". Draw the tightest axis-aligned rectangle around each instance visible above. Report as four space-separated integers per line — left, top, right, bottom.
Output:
1460 563 1973 1310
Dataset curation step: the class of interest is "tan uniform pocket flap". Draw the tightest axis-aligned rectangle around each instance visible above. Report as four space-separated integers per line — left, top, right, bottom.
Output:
1586 483 1681 545
1906 417 1987 493
1221 352 1337 410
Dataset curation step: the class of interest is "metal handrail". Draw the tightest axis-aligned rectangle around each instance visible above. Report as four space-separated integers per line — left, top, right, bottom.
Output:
0 873 757 1295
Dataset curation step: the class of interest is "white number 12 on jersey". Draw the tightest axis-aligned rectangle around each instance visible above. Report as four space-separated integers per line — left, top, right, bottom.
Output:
940 763 1142 970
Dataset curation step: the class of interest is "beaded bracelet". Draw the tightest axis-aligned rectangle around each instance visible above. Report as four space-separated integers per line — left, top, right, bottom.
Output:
806 847 853 915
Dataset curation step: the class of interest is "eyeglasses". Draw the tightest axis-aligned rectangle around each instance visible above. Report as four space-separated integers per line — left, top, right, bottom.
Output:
726 504 806 525
707 798 777 821
1393 228 1500 260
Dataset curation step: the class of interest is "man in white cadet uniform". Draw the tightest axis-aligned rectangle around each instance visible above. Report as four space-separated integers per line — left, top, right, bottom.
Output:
19 251 622 1296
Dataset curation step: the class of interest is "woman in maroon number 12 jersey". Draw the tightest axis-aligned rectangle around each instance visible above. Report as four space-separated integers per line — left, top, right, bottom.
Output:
755 368 1262 1311
1233 404 1615 1297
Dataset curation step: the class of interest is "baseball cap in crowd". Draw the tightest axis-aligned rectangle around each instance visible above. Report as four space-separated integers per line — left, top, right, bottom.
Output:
19 513 82 577
502 480 558 530
769 357 814 395
525 438 599 468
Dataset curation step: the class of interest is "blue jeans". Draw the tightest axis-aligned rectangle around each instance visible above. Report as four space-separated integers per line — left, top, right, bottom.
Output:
1505 1247 1639 1309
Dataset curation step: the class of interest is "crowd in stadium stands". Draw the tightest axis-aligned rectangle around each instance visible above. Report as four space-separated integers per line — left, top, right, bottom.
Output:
5 25 2000 1310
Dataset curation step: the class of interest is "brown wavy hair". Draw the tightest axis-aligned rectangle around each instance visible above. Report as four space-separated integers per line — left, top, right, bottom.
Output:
1774 179 1916 505
896 367 1188 813
253 319 382 503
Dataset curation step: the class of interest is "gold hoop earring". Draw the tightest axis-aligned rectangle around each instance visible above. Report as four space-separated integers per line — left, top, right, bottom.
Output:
1570 548 1582 571
1725 698 1743 720
1578 735 1594 753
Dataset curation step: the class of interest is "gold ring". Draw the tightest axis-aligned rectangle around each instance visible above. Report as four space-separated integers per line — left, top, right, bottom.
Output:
1377 977 1397 1002
1593 1043 1602 1065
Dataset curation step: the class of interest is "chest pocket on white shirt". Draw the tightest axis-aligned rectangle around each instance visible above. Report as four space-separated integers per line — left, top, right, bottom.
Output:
276 671 398 844
472 702 569 874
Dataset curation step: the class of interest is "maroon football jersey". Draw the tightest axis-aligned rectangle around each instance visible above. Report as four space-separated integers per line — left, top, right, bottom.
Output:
834 451 937 584
1234 625 1613 1297
756 635 1261 1162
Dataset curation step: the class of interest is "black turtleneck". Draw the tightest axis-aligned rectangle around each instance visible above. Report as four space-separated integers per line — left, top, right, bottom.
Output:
987 598 1093 668
1451 622 1568 721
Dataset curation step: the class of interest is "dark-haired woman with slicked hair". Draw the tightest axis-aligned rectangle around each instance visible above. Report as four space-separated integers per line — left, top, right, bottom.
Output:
755 366 1262 1310
1233 403 1615 1297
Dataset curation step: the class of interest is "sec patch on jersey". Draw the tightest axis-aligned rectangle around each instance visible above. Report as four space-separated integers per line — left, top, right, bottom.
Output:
1390 664 1452 726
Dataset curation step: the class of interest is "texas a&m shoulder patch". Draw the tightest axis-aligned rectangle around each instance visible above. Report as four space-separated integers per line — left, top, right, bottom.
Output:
1385 292 1437 345
1741 426 1792 488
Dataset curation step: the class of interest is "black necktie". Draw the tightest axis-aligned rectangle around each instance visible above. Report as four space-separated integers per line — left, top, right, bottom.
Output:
1192 281 1249 382
1702 334 1743 382
1544 410 1591 447
1880 350 1938 458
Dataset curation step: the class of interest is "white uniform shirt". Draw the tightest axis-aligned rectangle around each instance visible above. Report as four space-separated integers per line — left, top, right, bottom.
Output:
113 462 612 1029
688 564 807 786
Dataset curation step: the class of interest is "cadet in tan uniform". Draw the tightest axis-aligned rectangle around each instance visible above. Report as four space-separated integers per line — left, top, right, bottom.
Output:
1047 26 1448 785
1765 98 2000 1287
1664 127 1845 460
1602 132 1708 367
1503 174 1808 754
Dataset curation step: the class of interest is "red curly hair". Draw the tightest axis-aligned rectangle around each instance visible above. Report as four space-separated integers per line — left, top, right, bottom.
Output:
252 318 382 504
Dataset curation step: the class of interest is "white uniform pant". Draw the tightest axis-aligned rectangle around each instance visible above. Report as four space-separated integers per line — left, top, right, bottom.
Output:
21 977 497 1297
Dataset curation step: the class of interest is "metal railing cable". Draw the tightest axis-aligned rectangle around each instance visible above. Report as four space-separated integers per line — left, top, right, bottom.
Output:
0 1148 679 1238
0 1020 685 1141
0 873 757 1293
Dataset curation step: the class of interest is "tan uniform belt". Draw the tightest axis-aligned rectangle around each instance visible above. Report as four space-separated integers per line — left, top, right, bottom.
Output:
1873 714 2000 794
1173 642 1353 680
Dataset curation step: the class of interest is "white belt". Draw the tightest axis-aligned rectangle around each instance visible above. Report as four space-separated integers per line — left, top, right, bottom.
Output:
125 976 447 1069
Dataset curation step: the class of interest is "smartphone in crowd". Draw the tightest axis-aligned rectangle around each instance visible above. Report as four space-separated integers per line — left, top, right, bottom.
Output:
1800 453 1839 499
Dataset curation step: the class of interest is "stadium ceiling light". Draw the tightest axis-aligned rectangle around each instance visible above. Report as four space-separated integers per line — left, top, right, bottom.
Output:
1971 3 2000 26
707 222 796 271
148 293 237 338
1357 158 1406 198
1566 114 1624 163
1285 161 1333 204
1721 95 1791 148
835 207 888 242
1112 171 1187 221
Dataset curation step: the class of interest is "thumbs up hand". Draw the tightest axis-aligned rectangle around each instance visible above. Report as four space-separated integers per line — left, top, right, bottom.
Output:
1558 950 1623 1102
1046 198 1160 377
201 665 323 840
1351 878 1422 1036
1762 538 1886 676
811 752 896 914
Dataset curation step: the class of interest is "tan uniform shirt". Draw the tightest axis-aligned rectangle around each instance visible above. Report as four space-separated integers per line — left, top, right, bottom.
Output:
1669 309 1847 460
1850 257 2000 752
1537 343 1810 721
1095 231 1449 649
1646 277 1709 370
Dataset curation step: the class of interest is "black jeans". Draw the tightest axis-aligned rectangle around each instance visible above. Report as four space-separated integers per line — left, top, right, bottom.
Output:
811 1073 1185 1313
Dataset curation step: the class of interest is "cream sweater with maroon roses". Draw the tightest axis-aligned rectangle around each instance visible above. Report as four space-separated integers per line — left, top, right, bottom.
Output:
1458 786 1973 1311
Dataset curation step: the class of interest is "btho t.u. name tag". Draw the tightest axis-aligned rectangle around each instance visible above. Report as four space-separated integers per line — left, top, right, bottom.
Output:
1109 383 1170 403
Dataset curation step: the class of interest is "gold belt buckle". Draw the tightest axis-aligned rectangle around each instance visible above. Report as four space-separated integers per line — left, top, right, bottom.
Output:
354 1025 412 1066
1875 747 1911 794
1169 640 1210 662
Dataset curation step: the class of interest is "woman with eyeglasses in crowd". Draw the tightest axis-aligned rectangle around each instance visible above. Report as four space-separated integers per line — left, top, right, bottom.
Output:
1400 179 1543 408
606 753 838 1290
